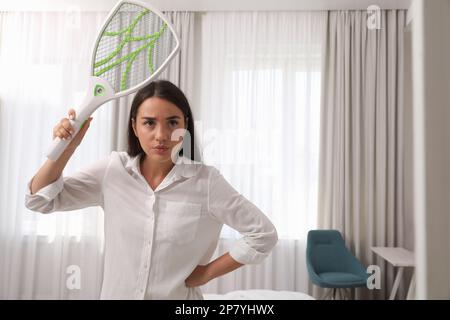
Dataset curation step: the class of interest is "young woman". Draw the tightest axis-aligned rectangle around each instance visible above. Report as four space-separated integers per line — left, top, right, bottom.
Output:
25 80 278 300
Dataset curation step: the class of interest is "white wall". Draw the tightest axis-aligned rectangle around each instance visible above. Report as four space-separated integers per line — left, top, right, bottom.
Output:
412 0 450 299
0 0 412 11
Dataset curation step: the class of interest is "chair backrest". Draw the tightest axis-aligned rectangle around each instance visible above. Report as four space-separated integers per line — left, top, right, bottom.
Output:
306 230 367 276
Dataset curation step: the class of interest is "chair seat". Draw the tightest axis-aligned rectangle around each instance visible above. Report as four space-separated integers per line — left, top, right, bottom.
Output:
318 272 367 288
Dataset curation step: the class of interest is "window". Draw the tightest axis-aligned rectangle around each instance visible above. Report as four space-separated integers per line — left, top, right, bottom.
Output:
197 12 325 239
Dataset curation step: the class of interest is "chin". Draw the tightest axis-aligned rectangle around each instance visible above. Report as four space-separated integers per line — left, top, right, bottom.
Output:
149 151 174 162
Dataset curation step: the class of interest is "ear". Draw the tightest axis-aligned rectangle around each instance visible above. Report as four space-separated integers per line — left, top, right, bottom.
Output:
132 118 138 137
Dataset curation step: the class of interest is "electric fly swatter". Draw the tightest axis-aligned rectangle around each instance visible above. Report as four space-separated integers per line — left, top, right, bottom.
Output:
47 0 180 160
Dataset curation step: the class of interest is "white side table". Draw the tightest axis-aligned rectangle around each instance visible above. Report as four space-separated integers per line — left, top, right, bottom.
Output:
371 247 415 300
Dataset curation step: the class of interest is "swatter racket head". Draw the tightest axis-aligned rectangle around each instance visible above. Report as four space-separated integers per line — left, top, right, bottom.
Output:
47 1 180 161
91 0 180 96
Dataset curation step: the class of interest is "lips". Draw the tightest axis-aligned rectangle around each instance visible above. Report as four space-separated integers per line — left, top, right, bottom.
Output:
153 145 169 150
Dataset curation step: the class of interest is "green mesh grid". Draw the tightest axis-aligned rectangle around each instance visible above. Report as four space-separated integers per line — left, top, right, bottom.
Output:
92 2 177 92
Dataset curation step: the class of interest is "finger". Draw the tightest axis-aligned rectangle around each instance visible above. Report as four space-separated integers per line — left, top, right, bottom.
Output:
58 127 72 140
53 120 72 139
68 109 76 120
53 125 67 139
54 128 64 140
59 128 71 140
61 118 75 134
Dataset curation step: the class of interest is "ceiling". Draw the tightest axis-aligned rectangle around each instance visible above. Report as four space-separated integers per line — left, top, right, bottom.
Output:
0 0 413 12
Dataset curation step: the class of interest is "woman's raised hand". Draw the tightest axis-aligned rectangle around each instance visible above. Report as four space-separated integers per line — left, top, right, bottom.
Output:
52 108 93 150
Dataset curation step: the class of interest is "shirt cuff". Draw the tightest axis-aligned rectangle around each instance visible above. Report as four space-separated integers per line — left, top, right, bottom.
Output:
229 238 270 265
26 175 64 201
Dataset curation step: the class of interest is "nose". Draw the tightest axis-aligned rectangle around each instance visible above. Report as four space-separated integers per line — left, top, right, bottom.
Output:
155 123 169 143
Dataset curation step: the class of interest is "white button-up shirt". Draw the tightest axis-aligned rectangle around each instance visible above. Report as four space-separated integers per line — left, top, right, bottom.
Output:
25 151 278 300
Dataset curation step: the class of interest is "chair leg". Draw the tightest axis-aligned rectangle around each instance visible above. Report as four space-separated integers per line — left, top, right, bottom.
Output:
338 288 349 300
319 289 327 300
331 288 351 300
320 289 329 300
341 288 351 300
320 288 353 300
320 288 334 300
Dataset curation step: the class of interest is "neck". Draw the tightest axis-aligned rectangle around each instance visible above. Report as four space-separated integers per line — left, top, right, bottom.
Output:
140 154 177 179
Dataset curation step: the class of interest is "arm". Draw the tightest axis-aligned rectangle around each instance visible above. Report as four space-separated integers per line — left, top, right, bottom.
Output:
185 168 278 287
26 155 109 213
25 112 105 213
207 168 278 265
30 147 77 195
30 110 92 194
185 253 243 287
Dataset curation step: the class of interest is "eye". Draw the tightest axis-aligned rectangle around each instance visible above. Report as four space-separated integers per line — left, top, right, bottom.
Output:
144 120 155 126
168 120 179 127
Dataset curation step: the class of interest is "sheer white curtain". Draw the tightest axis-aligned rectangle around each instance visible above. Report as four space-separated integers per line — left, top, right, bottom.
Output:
0 11 112 299
196 11 327 294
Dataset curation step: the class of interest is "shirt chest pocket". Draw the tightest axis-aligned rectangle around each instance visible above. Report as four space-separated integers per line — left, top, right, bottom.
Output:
158 200 202 244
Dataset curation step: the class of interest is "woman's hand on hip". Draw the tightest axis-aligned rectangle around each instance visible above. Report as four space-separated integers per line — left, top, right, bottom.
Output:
185 265 211 288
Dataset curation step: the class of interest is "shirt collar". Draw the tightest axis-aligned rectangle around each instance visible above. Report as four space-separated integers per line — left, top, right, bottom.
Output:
125 153 202 180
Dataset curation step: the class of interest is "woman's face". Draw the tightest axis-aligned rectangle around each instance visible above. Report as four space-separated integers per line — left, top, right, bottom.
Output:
132 97 186 163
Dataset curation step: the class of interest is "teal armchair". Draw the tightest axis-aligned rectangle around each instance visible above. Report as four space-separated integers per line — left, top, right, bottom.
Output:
306 230 368 299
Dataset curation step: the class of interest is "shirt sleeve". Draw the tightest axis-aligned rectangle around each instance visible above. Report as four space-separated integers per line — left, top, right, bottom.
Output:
25 156 111 213
207 167 278 265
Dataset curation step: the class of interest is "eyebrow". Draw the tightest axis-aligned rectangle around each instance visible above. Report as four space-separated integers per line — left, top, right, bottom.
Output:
141 116 181 120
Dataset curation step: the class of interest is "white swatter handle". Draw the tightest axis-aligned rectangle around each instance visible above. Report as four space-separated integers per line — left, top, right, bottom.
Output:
47 119 85 161
46 76 115 161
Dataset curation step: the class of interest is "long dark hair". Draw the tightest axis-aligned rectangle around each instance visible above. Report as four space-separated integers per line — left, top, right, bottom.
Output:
127 80 196 160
